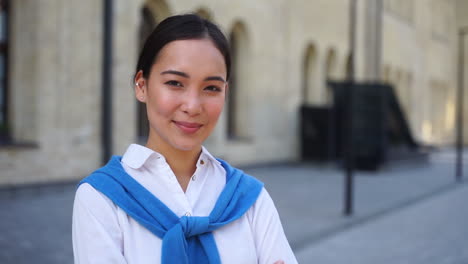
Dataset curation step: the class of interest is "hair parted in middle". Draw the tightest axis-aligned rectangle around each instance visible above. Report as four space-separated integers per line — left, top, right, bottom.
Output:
134 14 231 82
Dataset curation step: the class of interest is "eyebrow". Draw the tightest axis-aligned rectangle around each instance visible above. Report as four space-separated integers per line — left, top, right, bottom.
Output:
161 70 226 83
205 76 226 83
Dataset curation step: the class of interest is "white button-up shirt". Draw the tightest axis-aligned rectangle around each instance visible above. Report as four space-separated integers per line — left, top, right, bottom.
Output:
73 144 297 264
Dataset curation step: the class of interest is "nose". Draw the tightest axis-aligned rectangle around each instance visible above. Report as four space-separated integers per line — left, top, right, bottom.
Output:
180 90 202 116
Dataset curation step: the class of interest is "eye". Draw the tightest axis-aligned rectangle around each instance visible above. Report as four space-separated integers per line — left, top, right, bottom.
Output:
164 80 183 87
204 85 222 92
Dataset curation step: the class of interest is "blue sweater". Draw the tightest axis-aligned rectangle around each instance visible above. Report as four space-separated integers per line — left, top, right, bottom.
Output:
79 156 264 264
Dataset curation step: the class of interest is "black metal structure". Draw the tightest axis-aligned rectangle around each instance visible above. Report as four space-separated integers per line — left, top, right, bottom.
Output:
333 82 387 170
343 0 357 216
300 105 336 161
301 82 427 169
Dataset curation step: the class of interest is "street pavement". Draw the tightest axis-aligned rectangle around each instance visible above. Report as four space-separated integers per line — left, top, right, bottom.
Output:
0 149 467 263
0 183 75 263
294 180 468 263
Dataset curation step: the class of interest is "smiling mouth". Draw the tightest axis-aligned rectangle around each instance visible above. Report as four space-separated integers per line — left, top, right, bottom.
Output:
173 121 203 134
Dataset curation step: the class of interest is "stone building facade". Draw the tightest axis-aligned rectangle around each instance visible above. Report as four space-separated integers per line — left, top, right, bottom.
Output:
0 0 466 186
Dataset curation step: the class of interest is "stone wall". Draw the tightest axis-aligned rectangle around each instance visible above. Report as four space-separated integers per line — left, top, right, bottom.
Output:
0 0 461 185
381 0 458 144
1 0 102 185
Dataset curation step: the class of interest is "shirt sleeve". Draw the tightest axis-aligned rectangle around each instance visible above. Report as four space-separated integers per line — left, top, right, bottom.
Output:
248 188 298 264
72 183 127 264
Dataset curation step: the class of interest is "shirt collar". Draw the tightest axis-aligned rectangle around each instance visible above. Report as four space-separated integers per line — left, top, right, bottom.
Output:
121 144 220 170
197 146 221 168
121 144 161 169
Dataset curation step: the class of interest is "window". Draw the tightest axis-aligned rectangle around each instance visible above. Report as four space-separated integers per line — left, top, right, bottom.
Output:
227 21 250 140
195 7 212 21
324 48 337 104
137 6 157 143
227 30 238 139
302 44 318 105
136 1 170 143
0 0 9 142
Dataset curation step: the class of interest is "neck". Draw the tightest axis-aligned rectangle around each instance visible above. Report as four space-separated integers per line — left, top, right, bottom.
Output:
146 136 201 192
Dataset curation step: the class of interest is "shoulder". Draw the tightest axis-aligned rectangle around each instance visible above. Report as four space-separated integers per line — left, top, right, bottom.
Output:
75 182 110 203
216 158 263 185
248 188 277 218
74 182 120 218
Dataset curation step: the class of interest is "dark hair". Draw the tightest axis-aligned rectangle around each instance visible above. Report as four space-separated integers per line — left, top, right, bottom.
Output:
134 14 231 81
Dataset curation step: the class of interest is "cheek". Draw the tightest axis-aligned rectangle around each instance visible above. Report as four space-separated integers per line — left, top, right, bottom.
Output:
206 99 225 121
147 91 178 120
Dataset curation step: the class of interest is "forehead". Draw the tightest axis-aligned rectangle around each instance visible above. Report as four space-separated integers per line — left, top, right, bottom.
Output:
151 38 227 77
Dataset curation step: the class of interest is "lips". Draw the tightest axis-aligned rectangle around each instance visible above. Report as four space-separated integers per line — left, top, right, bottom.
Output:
173 121 203 134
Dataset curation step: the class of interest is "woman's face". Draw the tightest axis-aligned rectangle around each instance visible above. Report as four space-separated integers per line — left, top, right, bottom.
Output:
135 38 227 153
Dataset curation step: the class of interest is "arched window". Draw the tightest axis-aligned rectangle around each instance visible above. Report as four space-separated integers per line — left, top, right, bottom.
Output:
324 48 337 103
145 0 170 22
325 48 337 81
139 7 156 51
195 7 213 21
302 44 318 105
227 21 250 139
0 0 9 142
382 64 391 83
136 6 157 143
400 72 411 114
345 52 352 80
136 0 170 143
430 80 445 140
393 69 403 104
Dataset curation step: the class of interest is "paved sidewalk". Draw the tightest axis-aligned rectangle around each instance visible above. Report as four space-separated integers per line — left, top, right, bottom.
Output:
248 151 460 251
294 179 468 263
0 149 466 263
0 184 75 263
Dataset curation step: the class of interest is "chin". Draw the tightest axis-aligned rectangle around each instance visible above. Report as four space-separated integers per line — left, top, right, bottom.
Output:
171 141 203 152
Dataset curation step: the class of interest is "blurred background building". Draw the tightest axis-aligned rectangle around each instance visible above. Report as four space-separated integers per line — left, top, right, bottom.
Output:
0 0 467 186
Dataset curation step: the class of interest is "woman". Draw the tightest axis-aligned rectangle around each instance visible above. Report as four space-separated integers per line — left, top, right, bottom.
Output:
72 14 297 264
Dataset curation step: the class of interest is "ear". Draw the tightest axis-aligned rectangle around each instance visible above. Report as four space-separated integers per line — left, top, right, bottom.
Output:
134 70 147 103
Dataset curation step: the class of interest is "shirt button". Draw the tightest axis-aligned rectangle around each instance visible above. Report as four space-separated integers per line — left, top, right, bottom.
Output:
200 159 205 165
185 212 191 216
192 174 196 181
